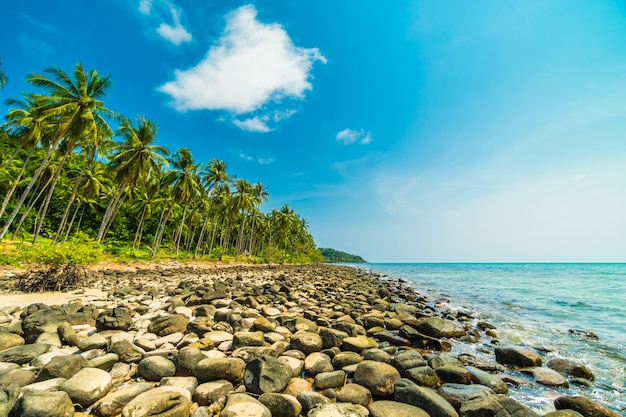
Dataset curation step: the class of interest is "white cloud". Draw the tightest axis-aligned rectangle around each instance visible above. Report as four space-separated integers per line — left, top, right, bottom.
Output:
233 117 271 132
139 0 152 14
239 152 275 164
156 5 191 45
159 5 326 113
336 128 373 145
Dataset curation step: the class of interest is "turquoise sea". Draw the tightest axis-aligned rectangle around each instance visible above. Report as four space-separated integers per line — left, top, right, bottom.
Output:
359 263 626 414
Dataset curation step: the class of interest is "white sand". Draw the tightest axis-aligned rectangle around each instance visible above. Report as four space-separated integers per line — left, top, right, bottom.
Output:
0 288 107 308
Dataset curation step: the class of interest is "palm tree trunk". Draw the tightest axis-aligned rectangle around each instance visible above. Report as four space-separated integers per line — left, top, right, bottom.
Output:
53 160 89 243
175 204 189 258
133 204 149 250
151 204 173 258
0 132 62 240
63 200 81 242
0 150 33 222
193 200 213 258
33 148 71 244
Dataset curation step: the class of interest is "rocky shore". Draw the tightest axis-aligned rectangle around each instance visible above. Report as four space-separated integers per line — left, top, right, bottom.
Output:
0 263 621 417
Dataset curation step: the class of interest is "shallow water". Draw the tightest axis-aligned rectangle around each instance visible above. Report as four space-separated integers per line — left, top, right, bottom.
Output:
360 263 626 414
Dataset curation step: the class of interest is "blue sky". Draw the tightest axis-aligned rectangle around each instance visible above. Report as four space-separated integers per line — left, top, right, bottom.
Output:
2 1 626 262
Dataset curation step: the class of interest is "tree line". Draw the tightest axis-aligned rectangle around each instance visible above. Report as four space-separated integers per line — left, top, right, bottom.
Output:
0 61 322 263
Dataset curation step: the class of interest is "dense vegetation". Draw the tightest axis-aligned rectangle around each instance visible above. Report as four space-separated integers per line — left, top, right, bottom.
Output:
0 62 322 264
319 248 367 263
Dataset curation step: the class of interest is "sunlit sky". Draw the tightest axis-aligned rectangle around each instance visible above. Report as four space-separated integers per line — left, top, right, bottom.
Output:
2 1 626 262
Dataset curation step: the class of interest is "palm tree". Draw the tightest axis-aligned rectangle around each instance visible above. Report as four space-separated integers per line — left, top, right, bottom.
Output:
194 159 232 258
0 62 121 241
232 179 254 259
151 148 200 258
0 58 7 89
246 182 269 256
97 116 168 242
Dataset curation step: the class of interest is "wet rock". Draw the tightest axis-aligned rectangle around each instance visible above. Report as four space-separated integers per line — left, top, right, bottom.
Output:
466 366 508 394
12 390 74 417
435 366 471 385
195 358 245 383
494 346 543 367
354 360 401 398
529 367 569 388
336 383 373 406
405 365 442 388
438 383 496 410
60 367 112 407
221 393 270 417
391 350 426 373
568 329 599 341
369 400 430 417
343 336 378 353
459 396 539 417
258 393 302 417
414 317 466 339
547 358 594 381
394 378 458 417
554 395 622 417
244 356 292 394
544 411 585 417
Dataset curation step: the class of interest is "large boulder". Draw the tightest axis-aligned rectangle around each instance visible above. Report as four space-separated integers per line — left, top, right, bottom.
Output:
11 391 74 417
554 396 622 417
354 360 401 398
258 393 302 417
92 382 153 417
21 308 67 343
137 356 176 381
0 384 19 417
391 350 426 373
0 333 24 352
38 354 87 380
369 400 430 417
121 389 191 417
147 314 189 337
60 367 112 407
244 356 292 394
193 380 233 406
96 307 133 331
194 358 245 383
437 383 496 410
394 378 458 417
413 317 466 339
494 346 542 367
0 343 49 365
459 396 539 417
221 393 270 417
308 403 370 417
290 331 323 355
547 358 594 381
466 366 508 394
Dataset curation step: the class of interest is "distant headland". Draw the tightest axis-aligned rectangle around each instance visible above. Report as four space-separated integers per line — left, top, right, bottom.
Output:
319 247 367 263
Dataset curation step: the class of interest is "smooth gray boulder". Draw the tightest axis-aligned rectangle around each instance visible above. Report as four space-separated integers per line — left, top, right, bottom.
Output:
12 391 74 417
60 367 112 407
394 378 458 417
354 360 401 398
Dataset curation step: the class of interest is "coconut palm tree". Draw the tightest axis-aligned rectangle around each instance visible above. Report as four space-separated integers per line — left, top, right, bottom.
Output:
194 159 232 258
97 116 168 242
0 62 121 241
151 148 200 258
246 182 269 257
0 58 7 89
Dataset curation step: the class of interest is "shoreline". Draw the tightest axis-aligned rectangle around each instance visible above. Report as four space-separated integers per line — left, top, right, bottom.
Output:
0 263 619 416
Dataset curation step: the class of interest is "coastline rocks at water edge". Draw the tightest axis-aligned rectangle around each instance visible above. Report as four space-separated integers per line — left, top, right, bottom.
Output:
0 264 619 417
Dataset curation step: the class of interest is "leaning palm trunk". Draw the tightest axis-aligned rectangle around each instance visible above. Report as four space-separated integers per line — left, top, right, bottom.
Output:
33 148 71 244
53 160 89 243
0 151 33 222
133 204 149 250
151 205 173 258
175 204 189 258
0 132 63 240
193 200 213 258
97 186 127 242
63 201 81 242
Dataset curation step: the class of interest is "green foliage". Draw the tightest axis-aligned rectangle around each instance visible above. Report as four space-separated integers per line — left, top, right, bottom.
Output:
319 248 367 263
